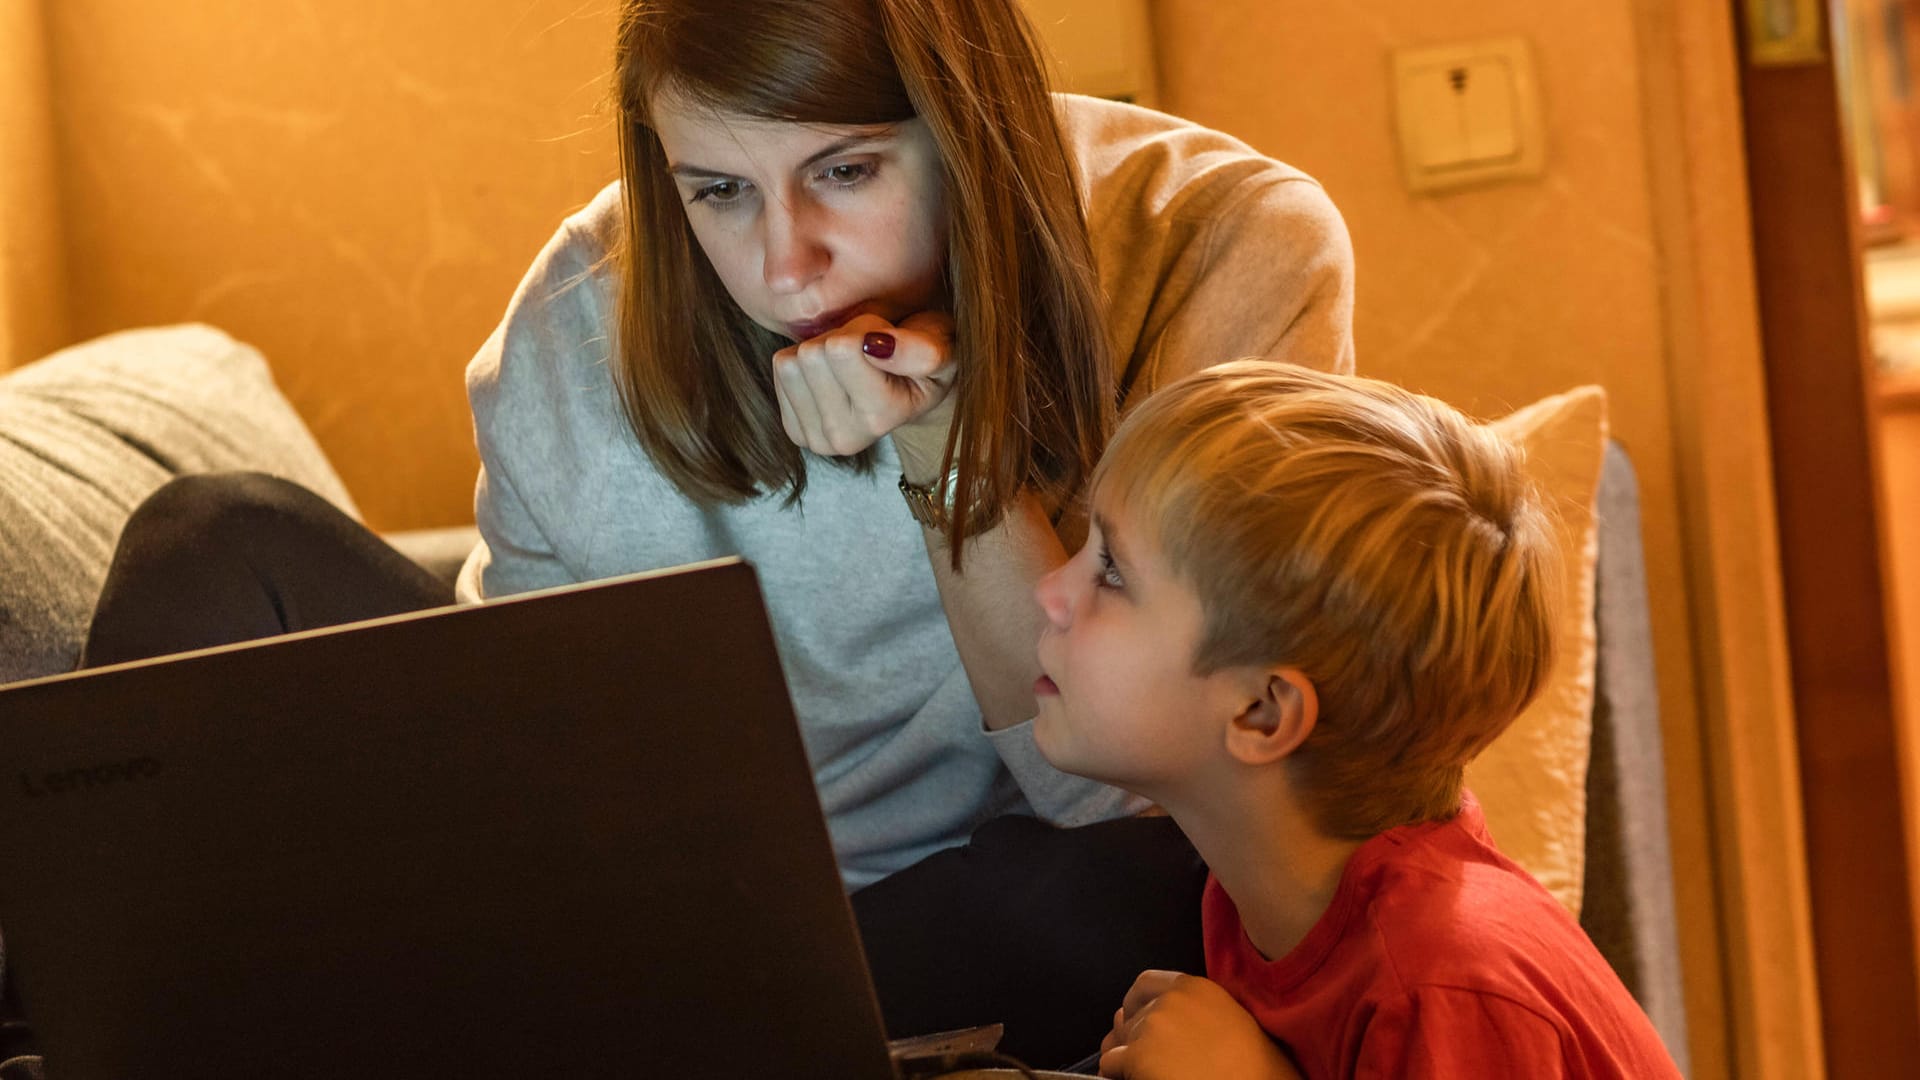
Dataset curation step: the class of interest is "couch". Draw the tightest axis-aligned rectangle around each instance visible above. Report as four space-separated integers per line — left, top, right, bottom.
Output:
0 325 1692 1074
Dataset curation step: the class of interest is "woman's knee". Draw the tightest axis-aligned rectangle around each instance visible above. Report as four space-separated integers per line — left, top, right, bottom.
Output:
118 472 325 555
85 474 356 668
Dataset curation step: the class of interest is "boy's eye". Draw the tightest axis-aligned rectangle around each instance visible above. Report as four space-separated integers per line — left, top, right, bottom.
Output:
1096 546 1125 591
690 179 749 205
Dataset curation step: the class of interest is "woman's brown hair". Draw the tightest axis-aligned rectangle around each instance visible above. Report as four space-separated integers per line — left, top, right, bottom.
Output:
612 0 1113 560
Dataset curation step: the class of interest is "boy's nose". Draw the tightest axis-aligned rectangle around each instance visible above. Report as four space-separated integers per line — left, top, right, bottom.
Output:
1035 562 1073 629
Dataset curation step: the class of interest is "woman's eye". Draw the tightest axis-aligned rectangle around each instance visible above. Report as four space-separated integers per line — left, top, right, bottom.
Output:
690 179 748 205
1096 548 1125 591
820 161 876 187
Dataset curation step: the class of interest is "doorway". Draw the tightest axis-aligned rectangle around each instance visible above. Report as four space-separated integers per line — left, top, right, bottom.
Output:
1740 0 1920 1074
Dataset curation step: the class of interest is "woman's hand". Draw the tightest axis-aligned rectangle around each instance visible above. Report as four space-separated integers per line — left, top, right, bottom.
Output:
1098 971 1303 1080
771 310 956 463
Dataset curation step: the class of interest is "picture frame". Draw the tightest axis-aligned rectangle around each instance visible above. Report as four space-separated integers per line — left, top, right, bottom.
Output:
1745 0 1828 66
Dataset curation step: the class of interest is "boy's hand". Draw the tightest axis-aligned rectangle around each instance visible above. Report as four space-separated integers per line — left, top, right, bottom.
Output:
1098 970 1302 1080
770 311 956 462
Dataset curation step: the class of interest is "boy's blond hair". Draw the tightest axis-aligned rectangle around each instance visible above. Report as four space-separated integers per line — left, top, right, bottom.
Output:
1093 361 1559 838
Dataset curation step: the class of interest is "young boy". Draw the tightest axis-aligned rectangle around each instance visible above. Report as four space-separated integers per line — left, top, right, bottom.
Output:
1031 361 1681 1079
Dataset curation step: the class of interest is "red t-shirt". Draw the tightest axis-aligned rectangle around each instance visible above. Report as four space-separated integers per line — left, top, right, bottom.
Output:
1203 793 1681 1079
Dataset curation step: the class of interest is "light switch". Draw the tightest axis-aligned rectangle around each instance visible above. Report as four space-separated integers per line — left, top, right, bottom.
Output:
1456 58 1519 162
1393 38 1544 194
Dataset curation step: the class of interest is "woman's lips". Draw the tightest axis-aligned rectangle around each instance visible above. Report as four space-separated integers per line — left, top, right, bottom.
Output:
785 305 857 341
1035 674 1059 696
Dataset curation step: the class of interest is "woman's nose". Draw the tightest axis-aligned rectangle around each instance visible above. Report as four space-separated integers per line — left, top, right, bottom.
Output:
761 198 829 295
1035 562 1074 630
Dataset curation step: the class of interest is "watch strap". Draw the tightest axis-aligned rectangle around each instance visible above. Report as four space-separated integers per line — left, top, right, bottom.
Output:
898 464 963 530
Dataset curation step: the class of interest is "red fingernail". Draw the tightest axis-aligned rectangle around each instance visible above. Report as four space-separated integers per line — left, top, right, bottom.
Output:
862 332 896 359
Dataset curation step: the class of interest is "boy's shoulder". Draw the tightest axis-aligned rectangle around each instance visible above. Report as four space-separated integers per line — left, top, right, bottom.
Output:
1361 797 1567 930
1207 796 1680 1076
1347 795 1603 997
1343 818 1682 1076
1209 795 1596 1003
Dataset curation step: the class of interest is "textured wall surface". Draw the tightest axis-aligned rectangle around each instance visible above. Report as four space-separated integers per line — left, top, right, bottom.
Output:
44 0 620 528
1 0 69 371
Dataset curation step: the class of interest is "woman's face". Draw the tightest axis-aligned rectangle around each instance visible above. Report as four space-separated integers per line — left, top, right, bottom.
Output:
650 92 949 343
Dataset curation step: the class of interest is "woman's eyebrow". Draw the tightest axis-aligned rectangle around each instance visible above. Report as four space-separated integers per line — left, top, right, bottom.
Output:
667 163 739 181
668 132 895 182
795 132 892 170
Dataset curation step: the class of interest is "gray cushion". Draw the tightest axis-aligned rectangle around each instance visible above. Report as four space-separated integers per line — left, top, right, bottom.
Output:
0 324 355 684
383 525 481 588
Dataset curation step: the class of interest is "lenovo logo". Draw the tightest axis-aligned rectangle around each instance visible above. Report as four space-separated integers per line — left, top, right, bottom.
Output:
19 757 162 797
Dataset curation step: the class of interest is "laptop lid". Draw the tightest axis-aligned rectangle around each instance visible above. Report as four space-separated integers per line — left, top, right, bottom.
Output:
0 558 897 1079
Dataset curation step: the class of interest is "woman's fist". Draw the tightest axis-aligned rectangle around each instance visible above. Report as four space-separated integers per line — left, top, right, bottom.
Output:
771 310 955 457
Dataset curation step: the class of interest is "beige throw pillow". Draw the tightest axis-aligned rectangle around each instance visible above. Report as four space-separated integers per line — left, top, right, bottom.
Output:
0 324 358 684
1467 385 1608 917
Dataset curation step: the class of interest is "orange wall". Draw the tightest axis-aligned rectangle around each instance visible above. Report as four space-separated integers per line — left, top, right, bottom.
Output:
1 0 68 370
43 0 620 528
1149 0 1724 1073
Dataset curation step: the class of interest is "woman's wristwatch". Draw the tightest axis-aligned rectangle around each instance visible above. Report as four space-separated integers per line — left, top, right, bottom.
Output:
898 463 964 530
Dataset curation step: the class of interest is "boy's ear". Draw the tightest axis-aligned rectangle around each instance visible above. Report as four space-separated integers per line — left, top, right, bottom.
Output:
1224 667 1318 767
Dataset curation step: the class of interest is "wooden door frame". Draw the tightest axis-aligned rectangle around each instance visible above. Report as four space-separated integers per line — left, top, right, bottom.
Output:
1731 1 1920 1075
1631 1 1829 1076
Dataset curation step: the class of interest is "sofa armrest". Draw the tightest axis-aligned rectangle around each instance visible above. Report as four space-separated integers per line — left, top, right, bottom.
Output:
383 525 481 591
1581 441 1691 1074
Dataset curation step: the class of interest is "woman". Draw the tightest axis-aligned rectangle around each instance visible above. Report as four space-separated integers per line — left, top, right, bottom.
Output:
83 0 1353 1065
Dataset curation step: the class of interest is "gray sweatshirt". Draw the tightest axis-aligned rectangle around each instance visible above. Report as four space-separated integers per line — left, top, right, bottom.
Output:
456 95 1355 889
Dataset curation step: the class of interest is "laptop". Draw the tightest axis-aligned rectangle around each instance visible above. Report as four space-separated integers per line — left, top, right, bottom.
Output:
0 558 934 1079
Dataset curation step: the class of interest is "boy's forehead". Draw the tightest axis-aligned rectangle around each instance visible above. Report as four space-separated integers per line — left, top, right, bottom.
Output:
1091 501 1141 567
